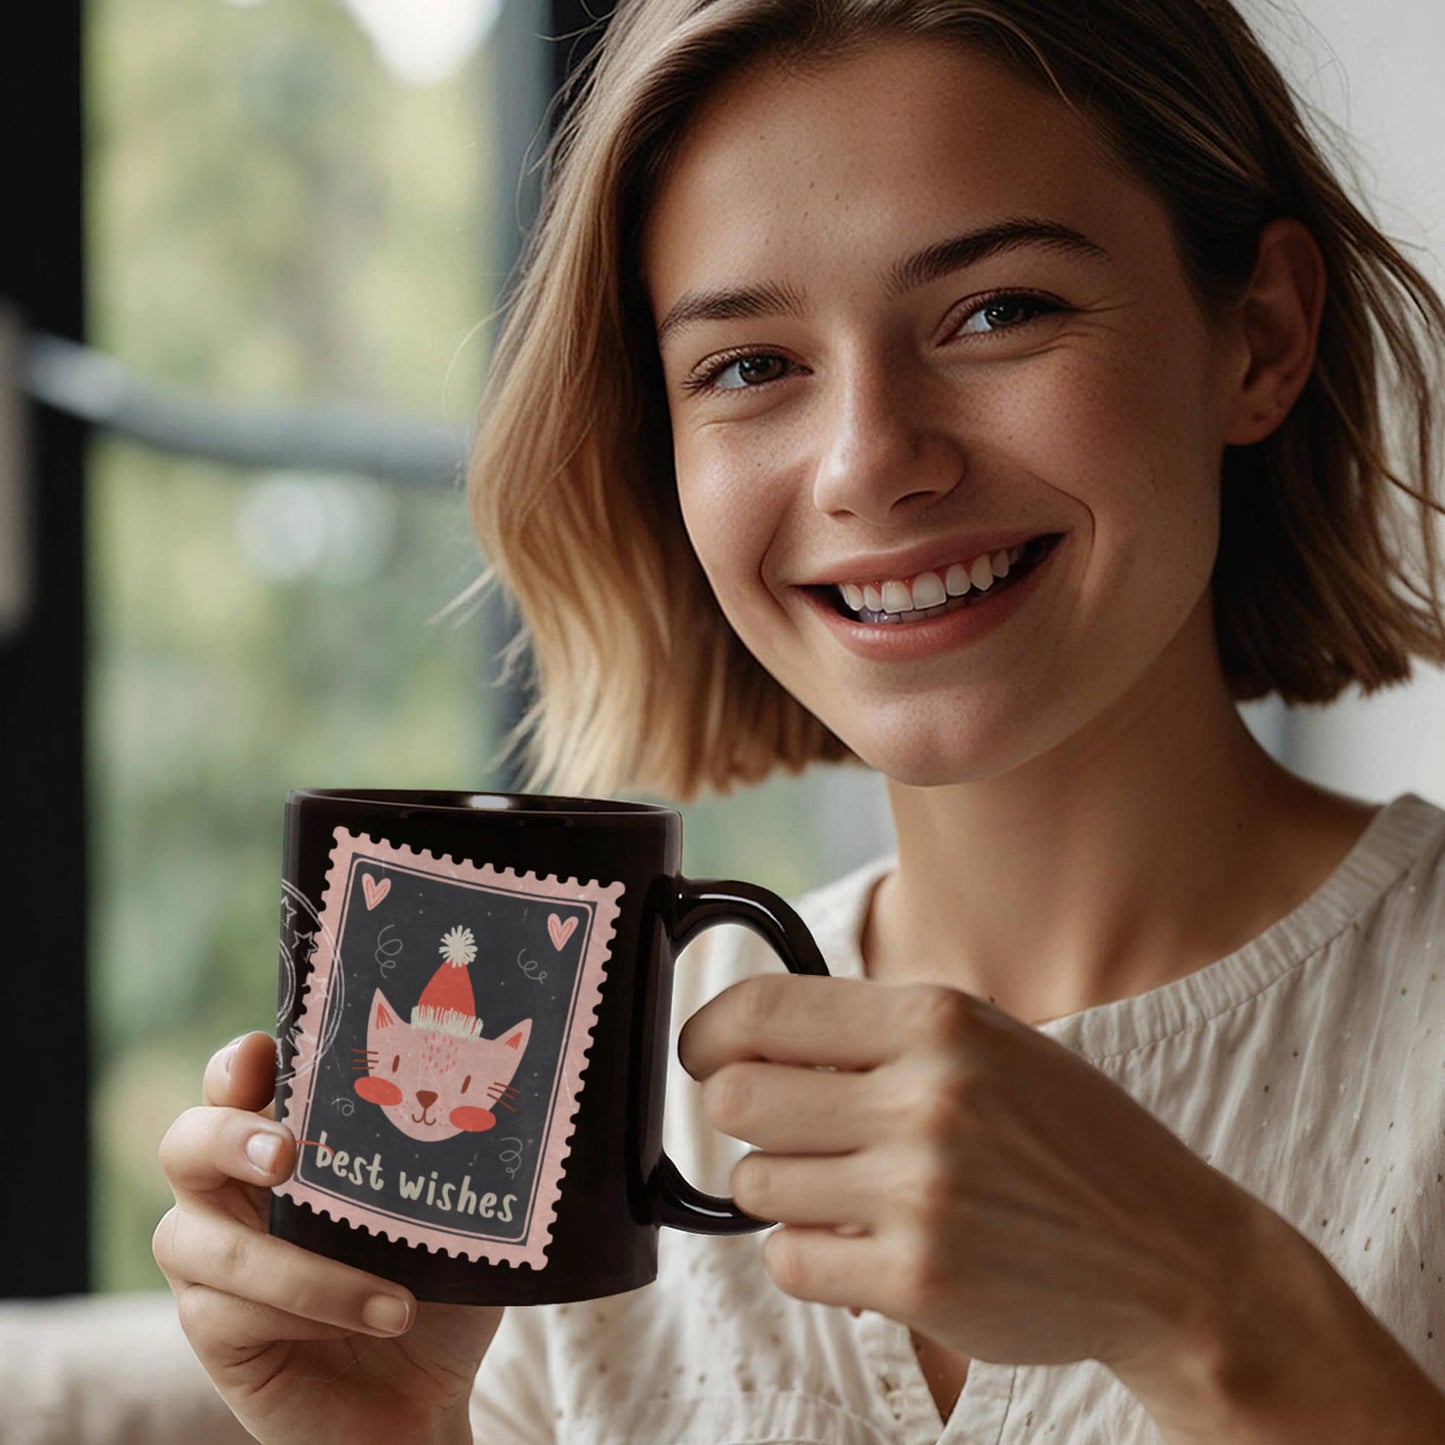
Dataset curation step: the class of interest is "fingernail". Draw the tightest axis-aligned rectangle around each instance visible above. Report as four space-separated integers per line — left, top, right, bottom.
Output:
223 1036 246 1075
246 1131 282 1172
362 1294 411 1334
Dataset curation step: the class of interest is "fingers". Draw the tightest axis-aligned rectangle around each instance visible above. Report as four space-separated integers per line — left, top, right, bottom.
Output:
157 1034 416 1358
203 1031 278 1113
680 975 981 1079
160 1103 296 1209
172 1282 362 1358
153 1206 415 1344
761 1225 882 1309
701 1061 868 1153
680 975 891 1078
731 1151 879 1229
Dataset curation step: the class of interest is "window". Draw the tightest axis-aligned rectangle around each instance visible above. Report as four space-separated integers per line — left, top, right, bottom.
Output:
80 0 893 1293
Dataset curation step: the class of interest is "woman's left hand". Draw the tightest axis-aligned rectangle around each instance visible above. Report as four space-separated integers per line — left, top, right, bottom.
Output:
677 974 1264 1378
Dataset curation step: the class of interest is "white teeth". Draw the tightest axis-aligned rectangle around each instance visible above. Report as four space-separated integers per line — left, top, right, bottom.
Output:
910 571 946 609
944 563 972 597
832 537 1048 617
881 580 912 614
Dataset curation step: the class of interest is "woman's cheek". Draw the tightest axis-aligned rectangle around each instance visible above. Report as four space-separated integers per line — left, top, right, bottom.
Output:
676 447 773 583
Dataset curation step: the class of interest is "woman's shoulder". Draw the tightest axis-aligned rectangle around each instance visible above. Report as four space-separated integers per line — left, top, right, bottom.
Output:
1354 793 1445 1016
1356 790 1445 953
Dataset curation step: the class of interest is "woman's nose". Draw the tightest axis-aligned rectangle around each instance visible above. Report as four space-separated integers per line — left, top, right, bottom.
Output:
810 358 964 524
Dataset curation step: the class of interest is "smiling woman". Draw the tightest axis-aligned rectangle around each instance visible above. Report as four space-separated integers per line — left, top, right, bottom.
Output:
153 3 1445 1443
469 0 1445 807
643 37 1259 790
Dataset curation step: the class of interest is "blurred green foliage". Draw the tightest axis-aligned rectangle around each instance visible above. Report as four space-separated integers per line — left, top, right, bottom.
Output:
86 0 500 1292
85 0 881 1294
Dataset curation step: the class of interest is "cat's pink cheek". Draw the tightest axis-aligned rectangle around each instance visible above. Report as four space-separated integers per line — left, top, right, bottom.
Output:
356 1077 405 1106
450 1107 496 1133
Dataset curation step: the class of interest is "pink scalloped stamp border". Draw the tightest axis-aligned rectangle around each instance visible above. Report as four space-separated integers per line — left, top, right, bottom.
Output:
274 826 623 1269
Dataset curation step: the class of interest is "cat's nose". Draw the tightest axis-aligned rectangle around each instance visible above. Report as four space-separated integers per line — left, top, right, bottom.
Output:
416 1090 438 1109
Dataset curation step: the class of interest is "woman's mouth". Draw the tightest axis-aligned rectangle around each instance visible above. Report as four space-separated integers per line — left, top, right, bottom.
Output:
818 533 1066 625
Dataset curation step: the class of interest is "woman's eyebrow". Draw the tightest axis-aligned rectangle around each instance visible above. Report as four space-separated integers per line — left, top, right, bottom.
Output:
654 216 1109 344
656 279 805 345
887 216 1112 293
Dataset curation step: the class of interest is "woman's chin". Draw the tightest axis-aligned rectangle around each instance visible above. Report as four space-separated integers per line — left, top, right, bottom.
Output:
834 731 991 790
789 675 1053 789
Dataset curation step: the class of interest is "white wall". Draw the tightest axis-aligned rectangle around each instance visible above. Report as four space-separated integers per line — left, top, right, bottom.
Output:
1238 0 1445 808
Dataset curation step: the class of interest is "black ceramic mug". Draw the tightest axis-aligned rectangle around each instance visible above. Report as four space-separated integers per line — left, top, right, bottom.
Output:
270 788 830 1305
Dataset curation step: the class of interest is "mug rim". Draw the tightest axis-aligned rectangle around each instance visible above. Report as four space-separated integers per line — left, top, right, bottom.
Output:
286 788 678 821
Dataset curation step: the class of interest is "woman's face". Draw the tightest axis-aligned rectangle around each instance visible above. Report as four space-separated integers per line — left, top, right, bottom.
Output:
643 39 1250 787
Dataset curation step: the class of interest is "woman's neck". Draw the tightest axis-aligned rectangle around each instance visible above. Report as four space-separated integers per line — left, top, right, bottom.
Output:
862 675 1378 1024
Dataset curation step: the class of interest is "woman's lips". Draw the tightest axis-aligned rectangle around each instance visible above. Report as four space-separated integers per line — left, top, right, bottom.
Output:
803 531 1067 661
826 534 1061 623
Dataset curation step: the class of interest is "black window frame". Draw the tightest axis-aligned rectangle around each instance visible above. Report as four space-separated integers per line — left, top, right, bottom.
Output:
2 0 89 1299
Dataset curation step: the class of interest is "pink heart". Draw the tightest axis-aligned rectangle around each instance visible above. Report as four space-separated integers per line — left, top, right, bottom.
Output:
547 913 578 950
362 874 391 910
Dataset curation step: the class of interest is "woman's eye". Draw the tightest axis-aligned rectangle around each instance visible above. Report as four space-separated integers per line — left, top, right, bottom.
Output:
679 298 1056 396
954 292 1061 337
686 352 791 394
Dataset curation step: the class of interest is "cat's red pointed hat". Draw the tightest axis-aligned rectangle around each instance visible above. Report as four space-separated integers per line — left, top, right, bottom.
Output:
411 924 483 1039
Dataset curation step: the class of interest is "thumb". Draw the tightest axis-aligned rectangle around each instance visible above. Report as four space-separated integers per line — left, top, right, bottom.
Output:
204 1030 279 1117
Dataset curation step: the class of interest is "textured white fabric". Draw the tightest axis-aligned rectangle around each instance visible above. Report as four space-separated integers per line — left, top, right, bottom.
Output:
471 791 1445 1444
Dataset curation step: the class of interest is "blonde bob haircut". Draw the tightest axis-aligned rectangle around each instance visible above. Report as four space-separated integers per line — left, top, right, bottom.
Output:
467 0 1445 802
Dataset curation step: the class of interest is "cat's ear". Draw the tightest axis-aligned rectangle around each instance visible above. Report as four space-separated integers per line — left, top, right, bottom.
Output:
498 1019 532 1051
371 988 400 1030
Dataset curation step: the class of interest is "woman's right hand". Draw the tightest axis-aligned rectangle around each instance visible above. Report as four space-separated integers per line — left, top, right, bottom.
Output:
153 1031 504 1445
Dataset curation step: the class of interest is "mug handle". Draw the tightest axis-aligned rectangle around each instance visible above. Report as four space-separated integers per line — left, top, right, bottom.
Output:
647 875 830 1235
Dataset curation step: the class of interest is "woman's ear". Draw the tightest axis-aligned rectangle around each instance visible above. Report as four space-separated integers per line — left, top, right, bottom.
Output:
1220 216 1328 446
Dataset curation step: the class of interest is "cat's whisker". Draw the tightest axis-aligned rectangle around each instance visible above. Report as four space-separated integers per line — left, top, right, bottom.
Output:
494 1099 516 1112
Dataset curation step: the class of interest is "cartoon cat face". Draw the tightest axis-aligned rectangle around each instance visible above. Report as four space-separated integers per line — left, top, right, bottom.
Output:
353 989 532 1142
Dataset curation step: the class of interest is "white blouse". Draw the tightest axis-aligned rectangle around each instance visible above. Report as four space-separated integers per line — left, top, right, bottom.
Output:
470 791 1445 1443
